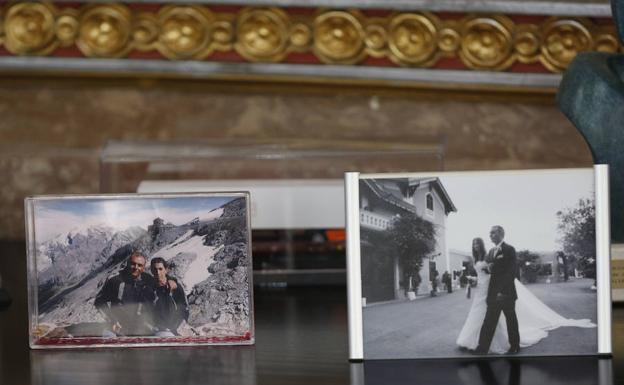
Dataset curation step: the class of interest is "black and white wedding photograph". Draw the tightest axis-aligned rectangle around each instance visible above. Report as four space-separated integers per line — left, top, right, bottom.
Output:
26 193 253 347
358 169 599 359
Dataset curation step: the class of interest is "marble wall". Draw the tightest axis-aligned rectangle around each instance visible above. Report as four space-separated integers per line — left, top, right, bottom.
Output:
0 78 592 239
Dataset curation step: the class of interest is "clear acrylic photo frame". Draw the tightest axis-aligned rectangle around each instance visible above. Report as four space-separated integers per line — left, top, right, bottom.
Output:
25 192 254 349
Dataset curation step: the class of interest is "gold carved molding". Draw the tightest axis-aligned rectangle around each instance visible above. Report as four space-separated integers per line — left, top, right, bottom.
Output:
0 2 621 73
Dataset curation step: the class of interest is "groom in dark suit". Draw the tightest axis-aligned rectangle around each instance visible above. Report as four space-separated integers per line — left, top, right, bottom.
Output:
475 225 520 355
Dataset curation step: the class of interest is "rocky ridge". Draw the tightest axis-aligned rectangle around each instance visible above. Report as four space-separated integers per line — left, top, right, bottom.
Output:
186 198 251 335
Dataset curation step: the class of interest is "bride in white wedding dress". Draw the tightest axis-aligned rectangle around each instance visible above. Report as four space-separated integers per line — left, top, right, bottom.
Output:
456 238 596 354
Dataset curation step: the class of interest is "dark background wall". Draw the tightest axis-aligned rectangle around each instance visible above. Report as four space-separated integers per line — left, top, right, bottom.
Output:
0 77 593 239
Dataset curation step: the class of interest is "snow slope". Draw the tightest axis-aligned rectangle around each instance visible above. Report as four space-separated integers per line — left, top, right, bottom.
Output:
150 233 220 295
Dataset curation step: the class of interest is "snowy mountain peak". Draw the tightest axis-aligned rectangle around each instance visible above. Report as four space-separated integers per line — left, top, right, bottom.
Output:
44 223 115 247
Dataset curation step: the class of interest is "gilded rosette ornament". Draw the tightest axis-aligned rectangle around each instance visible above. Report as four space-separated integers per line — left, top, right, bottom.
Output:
290 23 312 50
132 12 159 51
4 2 57 55
364 23 388 56
593 30 620 54
157 6 214 59
460 16 514 70
235 8 290 62
0 9 4 46
0 3 622 74
514 24 541 63
55 10 80 47
438 26 461 53
313 11 366 64
77 5 132 58
388 13 439 66
540 18 593 72
213 20 235 49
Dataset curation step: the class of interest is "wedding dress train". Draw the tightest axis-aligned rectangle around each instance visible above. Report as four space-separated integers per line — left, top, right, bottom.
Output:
456 261 595 354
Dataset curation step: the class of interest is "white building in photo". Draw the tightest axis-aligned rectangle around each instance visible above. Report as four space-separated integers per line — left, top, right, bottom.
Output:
449 249 474 285
360 177 457 303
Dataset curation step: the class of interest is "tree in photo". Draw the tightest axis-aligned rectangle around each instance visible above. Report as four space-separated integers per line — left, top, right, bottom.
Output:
556 198 596 279
386 212 437 295
361 228 396 301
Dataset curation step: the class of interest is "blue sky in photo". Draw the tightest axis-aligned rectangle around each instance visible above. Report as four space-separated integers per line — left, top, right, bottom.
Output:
38 196 234 216
33 195 240 242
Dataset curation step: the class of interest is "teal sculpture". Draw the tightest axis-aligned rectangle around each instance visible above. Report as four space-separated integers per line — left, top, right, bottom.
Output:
558 0 624 241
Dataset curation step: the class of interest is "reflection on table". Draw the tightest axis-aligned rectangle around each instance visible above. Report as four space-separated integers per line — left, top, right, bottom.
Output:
352 356 613 385
30 346 256 385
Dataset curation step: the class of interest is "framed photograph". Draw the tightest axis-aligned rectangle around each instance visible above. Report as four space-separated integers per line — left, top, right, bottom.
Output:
345 166 611 360
25 193 254 348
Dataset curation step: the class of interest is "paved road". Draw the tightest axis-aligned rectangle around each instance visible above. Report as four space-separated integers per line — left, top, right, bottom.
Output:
363 278 598 359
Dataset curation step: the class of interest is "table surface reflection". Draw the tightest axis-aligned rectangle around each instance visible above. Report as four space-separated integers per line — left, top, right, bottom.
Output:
1 241 623 385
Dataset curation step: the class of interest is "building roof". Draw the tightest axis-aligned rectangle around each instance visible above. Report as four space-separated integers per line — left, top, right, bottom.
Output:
362 179 417 214
408 177 458 214
362 177 458 216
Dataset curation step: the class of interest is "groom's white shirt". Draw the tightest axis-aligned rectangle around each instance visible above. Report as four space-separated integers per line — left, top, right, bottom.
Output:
492 242 504 259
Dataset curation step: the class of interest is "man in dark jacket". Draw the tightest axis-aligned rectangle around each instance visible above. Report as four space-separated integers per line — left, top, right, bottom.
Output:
94 251 156 336
475 225 520 355
150 257 189 336
442 271 452 293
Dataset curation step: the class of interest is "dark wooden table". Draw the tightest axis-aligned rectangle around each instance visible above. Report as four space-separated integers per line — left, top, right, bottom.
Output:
1 241 622 385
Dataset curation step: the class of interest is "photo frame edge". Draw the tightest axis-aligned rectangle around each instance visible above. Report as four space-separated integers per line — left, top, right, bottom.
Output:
24 192 254 348
594 164 613 354
243 191 256 344
345 172 364 360
352 167 606 359
358 167 595 181
24 197 39 348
